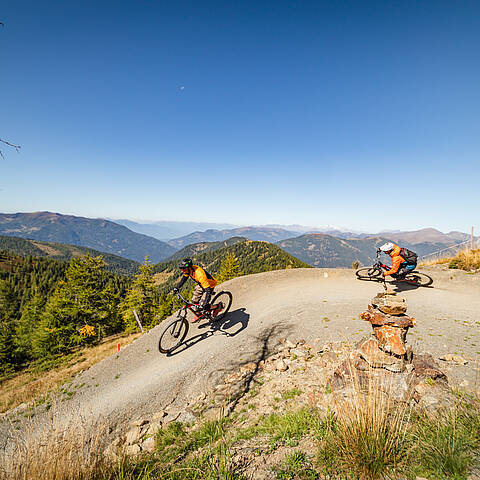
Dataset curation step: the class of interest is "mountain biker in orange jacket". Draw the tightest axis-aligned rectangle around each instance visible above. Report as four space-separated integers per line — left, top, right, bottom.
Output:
173 258 218 314
379 242 417 279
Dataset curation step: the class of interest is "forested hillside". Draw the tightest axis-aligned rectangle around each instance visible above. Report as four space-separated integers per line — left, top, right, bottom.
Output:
154 240 310 291
0 235 139 275
0 252 133 376
0 212 176 262
166 237 247 261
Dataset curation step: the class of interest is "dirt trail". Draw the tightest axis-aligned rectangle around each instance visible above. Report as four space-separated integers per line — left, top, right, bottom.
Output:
2 267 480 440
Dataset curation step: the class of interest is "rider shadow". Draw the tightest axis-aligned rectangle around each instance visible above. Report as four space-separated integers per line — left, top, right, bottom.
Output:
166 308 250 357
392 281 434 292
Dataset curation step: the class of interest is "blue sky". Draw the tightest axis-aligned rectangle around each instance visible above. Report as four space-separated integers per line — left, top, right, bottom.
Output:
1 0 479 233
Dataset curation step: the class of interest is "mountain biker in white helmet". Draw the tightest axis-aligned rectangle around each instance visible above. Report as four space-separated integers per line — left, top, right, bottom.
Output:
378 242 417 280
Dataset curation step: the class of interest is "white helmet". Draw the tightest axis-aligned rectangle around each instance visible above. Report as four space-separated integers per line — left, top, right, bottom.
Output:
379 242 395 252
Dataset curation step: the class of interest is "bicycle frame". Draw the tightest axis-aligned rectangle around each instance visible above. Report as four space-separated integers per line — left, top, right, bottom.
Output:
175 292 212 322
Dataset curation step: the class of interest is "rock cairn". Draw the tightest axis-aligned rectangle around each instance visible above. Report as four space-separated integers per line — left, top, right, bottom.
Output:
358 291 415 371
332 290 448 404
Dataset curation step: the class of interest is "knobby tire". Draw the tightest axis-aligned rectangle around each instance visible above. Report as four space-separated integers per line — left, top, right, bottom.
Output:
403 272 433 287
158 315 189 354
210 291 233 322
356 267 383 280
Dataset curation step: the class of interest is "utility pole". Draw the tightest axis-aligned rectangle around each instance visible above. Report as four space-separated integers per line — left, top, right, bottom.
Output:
472 226 475 250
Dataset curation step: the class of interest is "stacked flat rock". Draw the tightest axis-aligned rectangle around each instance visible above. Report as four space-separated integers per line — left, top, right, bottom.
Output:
360 291 415 360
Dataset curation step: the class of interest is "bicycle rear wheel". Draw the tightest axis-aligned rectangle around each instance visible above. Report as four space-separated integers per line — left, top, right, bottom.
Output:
403 272 433 287
356 267 383 280
210 291 233 322
158 314 189 354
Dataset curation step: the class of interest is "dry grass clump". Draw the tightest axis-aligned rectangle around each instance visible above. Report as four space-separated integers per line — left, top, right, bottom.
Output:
0 333 140 413
317 372 411 480
448 248 480 271
0 418 110 480
421 248 480 271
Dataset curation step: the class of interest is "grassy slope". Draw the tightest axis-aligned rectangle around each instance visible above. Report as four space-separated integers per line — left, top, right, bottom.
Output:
0 333 140 413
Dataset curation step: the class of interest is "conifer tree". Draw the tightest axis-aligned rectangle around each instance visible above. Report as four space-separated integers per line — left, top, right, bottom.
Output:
217 253 242 283
0 280 18 375
14 295 45 364
32 255 118 357
120 257 158 331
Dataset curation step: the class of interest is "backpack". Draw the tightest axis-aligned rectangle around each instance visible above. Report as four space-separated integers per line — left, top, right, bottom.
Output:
400 247 418 264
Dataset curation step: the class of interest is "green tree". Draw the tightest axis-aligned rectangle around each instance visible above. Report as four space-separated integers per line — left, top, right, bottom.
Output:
0 280 18 375
14 294 45 364
217 253 242 283
31 255 118 358
120 257 158 331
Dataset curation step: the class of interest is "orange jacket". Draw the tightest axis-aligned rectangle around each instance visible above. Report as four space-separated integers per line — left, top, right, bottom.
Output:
384 245 405 276
183 265 217 289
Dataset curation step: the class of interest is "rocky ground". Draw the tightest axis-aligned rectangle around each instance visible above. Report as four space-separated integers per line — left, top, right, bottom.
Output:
104 332 478 479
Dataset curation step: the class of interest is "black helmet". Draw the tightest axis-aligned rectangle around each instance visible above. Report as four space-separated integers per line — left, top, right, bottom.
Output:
178 258 193 269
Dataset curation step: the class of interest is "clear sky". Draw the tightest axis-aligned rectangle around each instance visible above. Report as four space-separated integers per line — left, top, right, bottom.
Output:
1 0 479 233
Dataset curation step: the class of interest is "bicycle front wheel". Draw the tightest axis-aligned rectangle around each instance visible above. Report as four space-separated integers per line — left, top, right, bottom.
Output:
210 291 233 322
403 272 433 287
158 315 189 354
356 267 382 280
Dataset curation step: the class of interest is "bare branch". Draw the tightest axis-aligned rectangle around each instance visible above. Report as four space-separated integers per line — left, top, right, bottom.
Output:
0 138 21 152
0 138 21 160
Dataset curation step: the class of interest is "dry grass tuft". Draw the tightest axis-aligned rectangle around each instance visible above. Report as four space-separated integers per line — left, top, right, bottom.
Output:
319 369 412 479
0 418 111 480
421 248 480 271
0 333 140 413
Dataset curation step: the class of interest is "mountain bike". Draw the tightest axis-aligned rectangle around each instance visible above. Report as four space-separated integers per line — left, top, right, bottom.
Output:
158 290 233 354
355 250 433 286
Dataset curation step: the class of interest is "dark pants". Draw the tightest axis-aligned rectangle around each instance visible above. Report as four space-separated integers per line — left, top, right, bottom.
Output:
394 262 417 278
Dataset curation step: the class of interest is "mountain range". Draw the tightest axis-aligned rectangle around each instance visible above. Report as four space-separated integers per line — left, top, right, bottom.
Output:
168 227 299 249
0 212 175 263
1 212 474 270
111 219 239 240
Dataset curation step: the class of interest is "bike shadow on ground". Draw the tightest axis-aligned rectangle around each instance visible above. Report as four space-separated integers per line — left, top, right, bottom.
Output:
392 281 434 292
166 308 250 357
357 277 434 292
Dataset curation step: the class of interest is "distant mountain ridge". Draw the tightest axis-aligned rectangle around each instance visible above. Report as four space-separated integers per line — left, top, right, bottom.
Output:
168 227 299 249
166 237 247 261
378 228 474 245
153 239 310 291
276 233 461 268
0 212 175 263
0 235 139 275
112 219 239 240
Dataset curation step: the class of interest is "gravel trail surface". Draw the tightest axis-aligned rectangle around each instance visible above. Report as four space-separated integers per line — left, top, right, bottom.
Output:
2 267 479 440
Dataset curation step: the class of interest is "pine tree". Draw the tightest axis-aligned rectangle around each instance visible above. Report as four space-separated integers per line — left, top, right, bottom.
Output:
0 280 18 375
31 255 118 358
14 295 45 364
120 257 158 331
217 253 242 283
